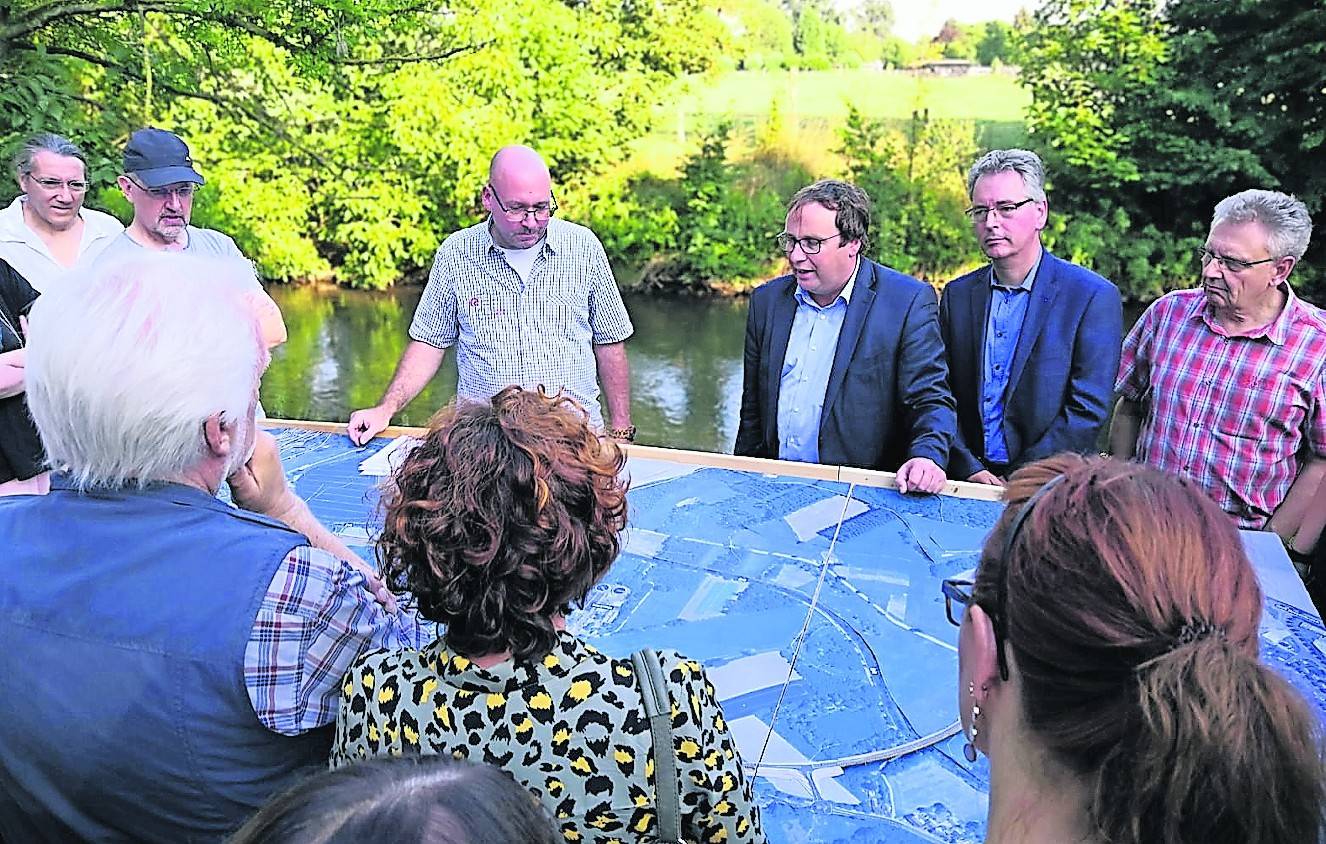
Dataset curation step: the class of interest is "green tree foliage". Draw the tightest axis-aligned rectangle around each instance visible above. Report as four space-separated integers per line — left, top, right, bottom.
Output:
839 106 978 280
0 0 727 288
1020 0 1324 299
854 0 895 41
721 0 795 70
976 21 1017 66
933 19 980 61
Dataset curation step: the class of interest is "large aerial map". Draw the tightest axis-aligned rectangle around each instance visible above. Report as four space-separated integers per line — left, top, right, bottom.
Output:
267 425 1326 844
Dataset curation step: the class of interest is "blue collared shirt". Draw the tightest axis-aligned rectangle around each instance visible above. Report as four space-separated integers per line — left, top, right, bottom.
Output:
778 272 856 463
981 250 1042 464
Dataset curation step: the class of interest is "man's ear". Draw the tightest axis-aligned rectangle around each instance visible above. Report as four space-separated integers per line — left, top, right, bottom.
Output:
1272 255 1298 287
202 413 233 460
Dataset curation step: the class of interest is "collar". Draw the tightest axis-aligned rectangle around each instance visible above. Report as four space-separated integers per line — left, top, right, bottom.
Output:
421 630 600 695
793 256 859 309
1193 285 1300 346
990 246 1043 291
0 197 41 245
482 216 564 257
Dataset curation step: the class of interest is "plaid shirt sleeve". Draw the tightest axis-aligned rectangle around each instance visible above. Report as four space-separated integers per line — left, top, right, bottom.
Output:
1309 363 1326 457
1115 299 1157 401
245 546 435 736
585 231 634 345
409 244 460 349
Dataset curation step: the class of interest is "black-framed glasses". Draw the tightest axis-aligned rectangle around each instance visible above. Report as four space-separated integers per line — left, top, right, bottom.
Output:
774 232 844 254
127 177 198 201
24 174 89 193
1197 246 1277 274
942 578 974 627
487 184 557 222
964 198 1035 221
943 474 1067 681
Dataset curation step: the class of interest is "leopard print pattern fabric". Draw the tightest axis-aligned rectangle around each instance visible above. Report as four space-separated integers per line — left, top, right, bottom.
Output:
332 632 763 843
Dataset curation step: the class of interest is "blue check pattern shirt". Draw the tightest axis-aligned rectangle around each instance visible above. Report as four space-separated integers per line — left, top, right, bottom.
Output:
981 251 1042 464
409 218 634 429
777 275 855 463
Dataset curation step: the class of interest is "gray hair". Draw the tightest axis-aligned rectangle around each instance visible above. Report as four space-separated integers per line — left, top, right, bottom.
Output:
787 179 872 248
25 253 263 490
13 133 86 176
1211 189 1313 260
966 149 1047 203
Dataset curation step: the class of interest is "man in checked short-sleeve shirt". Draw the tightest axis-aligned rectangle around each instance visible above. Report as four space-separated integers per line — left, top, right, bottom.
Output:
1111 189 1326 539
347 145 635 443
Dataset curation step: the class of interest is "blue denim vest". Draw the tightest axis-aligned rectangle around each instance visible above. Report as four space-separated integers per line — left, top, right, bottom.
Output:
0 475 328 842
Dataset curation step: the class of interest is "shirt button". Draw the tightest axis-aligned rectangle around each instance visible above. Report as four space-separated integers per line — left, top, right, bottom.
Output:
994 364 1003 371
997 332 1005 338
810 345 817 351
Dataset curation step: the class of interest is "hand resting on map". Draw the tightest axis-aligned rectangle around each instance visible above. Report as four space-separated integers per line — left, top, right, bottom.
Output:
229 429 398 612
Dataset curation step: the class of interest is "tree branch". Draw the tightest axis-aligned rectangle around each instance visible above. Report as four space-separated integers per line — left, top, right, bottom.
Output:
335 41 486 66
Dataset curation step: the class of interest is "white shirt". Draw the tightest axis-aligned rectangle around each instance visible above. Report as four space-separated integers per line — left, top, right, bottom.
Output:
0 197 124 292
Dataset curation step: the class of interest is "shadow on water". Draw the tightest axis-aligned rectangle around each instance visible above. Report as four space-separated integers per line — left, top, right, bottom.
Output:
261 285 1144 455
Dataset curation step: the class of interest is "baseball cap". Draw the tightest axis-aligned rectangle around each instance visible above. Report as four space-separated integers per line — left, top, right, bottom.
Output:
123 128 205 188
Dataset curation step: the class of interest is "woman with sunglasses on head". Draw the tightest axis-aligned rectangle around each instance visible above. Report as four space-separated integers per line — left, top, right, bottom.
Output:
949 453 1326 844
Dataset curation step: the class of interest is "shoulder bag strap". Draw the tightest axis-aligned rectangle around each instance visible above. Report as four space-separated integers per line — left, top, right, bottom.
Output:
632 647 684 844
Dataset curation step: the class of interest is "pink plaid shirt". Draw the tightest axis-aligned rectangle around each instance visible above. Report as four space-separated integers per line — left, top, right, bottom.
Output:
1117 288 1326 528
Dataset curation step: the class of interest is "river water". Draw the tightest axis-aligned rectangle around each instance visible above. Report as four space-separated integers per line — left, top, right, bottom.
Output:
261 286 751 453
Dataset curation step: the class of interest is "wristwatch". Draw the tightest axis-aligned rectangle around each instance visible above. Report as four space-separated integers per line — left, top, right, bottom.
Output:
608 425 637 442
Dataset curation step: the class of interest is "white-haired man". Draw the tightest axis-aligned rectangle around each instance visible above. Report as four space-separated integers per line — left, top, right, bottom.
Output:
0 255 428 841
1112 189 1326 540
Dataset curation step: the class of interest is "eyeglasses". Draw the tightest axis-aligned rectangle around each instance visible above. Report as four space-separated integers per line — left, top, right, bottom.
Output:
942 578 974 627
128 178 198 200
1197 247 1277 274
24 174 89 193
488 185 557 222
943 474 1066 681
775 232 844 254
965 198 1035 221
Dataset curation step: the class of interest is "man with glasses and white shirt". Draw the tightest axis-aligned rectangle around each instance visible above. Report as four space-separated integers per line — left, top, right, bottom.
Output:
734 179 955 493
939 149 1121 487
347 145 635 444
1112 189 1326 540
0 133 123 292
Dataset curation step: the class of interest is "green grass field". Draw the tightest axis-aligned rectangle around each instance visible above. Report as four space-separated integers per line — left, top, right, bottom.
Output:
628 68 1031 175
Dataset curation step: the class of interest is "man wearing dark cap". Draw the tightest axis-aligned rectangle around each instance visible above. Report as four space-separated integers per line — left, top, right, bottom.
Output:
97 127 245 261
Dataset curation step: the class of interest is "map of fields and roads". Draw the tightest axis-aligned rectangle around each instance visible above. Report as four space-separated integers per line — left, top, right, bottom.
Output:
267 425 1326 844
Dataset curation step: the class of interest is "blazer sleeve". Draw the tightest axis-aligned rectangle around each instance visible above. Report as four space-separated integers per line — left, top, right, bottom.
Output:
938 286 985 479
1020 281 1123 461
898 285 957 466
734 291 769 458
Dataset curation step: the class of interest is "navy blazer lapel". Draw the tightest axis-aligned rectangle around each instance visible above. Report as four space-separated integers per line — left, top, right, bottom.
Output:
766 280 799 442
967 273 992 405
822 260 876 415
1007 252 1059 395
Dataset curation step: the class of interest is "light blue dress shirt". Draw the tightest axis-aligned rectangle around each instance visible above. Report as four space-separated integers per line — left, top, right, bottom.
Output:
981 250 1042 464
777 273 856 463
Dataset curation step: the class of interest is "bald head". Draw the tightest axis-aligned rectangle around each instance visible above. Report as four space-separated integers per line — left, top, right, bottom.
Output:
483 145 556 250
489 145 550 193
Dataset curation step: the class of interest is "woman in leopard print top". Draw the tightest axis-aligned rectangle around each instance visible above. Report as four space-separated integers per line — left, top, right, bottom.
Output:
332 387 763 844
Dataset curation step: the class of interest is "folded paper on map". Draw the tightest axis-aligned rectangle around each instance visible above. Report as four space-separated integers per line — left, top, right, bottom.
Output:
358 435 421 476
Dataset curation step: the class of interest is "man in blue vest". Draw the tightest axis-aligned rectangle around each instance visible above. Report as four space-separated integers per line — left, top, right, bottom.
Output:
0 254 429 842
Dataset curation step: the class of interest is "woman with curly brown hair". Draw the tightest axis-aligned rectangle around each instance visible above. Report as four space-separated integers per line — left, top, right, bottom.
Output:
332 386 762 844
945 453 1326 844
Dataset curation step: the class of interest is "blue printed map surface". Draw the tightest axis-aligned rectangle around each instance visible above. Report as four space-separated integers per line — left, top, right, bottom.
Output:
269 427 1326 844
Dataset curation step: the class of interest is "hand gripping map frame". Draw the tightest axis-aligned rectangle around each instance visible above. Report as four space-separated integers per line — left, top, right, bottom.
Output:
264 419 1326 844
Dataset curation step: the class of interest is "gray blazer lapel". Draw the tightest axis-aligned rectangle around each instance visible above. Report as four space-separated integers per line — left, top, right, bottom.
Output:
968 273 992 404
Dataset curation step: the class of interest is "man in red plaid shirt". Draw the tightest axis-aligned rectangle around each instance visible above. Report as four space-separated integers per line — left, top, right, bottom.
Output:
1112 190 1325 543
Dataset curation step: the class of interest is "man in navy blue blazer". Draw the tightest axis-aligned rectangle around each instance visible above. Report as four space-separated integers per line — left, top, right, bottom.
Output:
939 149 1122 485
735 180 956 493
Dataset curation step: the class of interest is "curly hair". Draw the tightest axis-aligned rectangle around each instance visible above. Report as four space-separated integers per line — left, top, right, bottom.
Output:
378 386 628 660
